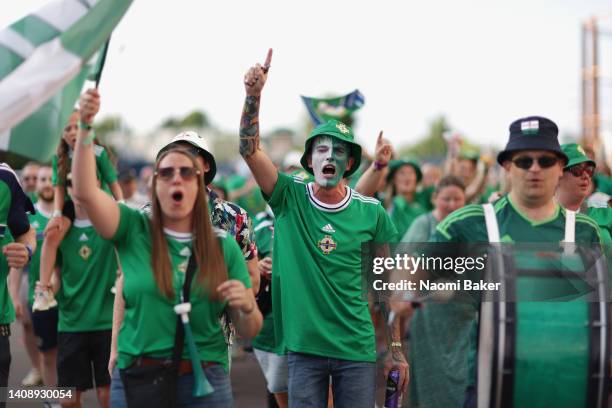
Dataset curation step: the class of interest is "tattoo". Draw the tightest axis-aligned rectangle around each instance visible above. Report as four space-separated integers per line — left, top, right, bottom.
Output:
239 95 260 157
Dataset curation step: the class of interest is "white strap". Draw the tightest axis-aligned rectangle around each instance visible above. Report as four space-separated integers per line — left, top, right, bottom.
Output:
564 209 576 243
482 204 500 243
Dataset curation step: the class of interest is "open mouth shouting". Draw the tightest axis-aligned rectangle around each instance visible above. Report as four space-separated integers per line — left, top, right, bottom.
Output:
171 190 184 203
322 164 336 177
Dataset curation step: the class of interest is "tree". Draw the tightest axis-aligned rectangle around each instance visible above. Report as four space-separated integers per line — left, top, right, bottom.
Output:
397 116 449 160
180 110 210 128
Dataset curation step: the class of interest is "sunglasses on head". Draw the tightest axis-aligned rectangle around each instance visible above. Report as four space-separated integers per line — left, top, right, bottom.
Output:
511 155 559 170
155 166 201 181
565 164 595 178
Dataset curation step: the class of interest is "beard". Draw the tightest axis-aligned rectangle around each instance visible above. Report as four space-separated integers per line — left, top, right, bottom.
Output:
38 189 54 203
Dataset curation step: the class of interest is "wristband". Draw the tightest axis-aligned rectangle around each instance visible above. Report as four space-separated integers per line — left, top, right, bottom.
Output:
78 120 93 130
79 121 95 145
374 161 388 171
117 200 126 204
52 210 62 218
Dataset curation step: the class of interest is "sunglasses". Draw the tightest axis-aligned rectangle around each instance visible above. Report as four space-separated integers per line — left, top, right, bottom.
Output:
565 165 595 178
155 166 201 182
511 155 559 170
64 124 78 132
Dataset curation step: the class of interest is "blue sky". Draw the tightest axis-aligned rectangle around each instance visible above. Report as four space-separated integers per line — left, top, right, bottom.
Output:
3 0 612 156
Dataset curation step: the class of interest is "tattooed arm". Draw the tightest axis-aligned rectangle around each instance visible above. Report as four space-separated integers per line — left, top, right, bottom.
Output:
240 49 278 196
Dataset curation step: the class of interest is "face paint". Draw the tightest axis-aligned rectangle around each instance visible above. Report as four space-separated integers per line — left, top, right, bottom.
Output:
311 136 349 187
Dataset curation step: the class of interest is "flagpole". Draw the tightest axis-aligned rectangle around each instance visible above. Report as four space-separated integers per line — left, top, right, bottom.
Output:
95 37 111 88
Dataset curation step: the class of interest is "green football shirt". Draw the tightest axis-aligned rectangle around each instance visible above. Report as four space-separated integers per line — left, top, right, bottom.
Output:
388 195 427 238
586 206 611 244
56 219 116 332
0 164 35 324
111 204 250 371
266 173 398 362
27 204 51 305
0 233 14 324
251 209 276 353
51 145 117 194
430 194 602 390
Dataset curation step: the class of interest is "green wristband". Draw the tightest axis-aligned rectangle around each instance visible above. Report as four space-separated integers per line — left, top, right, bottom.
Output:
81 128 96 146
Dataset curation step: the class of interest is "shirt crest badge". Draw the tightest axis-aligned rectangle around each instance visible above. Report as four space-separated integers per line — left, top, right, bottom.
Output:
318 235 337 255
79 244 92 260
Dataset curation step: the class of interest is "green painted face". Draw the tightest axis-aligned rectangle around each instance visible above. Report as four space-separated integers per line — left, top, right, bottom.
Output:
311 136 349 188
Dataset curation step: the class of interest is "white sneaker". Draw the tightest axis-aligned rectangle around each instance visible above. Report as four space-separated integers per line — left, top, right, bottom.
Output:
21 368 42 386
32 282 57 311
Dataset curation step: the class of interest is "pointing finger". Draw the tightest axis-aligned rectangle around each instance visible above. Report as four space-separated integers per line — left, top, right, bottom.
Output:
377 131 383 142
263 48 273 73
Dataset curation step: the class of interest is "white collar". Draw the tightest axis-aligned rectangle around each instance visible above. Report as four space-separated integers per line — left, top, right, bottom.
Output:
306 182 352 213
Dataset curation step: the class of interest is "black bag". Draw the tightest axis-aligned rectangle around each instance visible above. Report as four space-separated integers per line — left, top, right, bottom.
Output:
120 255 196 408
255 276 272 316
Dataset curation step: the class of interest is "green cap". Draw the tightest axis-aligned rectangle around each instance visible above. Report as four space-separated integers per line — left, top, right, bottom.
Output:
561 143 596 170
300 120 362 178
387 159 422 183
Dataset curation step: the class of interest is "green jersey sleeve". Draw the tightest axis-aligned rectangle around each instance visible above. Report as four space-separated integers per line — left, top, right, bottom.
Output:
265 172 293 216
374 203 399 242
112 204 147 245
97 148 118 185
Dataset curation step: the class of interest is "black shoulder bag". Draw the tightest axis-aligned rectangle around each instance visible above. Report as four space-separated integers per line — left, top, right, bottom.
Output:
120 255 196 408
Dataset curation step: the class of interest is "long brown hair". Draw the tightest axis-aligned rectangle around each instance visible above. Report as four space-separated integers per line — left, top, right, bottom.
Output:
150 148 227 299
56 110 117 188
56 111 78 188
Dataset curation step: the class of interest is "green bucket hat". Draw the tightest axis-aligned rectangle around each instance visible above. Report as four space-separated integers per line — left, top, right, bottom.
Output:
300 120 362 178
561 143 596 170
387 159 423 183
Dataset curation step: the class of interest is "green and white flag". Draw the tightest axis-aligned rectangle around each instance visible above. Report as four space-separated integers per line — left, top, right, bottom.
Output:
0 0 133 162
301 89 365 125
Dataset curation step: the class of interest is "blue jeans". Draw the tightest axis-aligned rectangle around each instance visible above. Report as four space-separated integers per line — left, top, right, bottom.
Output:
287 352 376 408
110 365 233 408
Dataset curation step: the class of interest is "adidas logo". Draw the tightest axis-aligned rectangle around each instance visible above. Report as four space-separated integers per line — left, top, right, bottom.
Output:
79 233 88 242
179 247 191 257
321 224 336 233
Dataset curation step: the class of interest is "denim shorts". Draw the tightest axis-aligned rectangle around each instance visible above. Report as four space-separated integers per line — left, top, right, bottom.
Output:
253 348 288 394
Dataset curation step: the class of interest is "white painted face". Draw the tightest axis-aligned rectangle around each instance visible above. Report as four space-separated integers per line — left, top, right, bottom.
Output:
310 136 349 188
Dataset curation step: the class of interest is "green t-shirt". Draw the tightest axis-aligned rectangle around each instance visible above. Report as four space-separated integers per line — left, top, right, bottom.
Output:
0 164 35 324
251 209 276 353
56 219 116 332
27 204 51 305
388 195 427 238
587 206 612 244
430 194 602 390
0 233 14 324
266 173 398 362
112 204 250 371
594 173 612 195
51 145 117 194
27 191 38 204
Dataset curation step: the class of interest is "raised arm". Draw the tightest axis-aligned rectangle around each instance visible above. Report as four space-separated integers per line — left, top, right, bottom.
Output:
71 89 120 239
355 131 392 197
239 49 278 197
